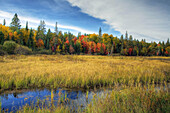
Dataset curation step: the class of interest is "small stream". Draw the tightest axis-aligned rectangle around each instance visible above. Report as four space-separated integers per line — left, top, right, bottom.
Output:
0 88 111 113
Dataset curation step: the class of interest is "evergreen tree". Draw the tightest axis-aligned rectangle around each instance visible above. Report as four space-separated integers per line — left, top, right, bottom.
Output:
39 20 46 40
125 31 129 49
55 22 58 35
10 13 21 31
46 29 52 49
125 31 128 41
166 38 170 47
3 19 6 26
27 28 34 49
36 20 46 42
120 35 124 53
99 27 102 37
0 31 4 45
36 26 41 41
26 21 28 31
129 35 133 47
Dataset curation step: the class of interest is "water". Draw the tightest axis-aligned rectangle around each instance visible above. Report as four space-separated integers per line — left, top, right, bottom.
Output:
1 85 168 113
0 88 110 112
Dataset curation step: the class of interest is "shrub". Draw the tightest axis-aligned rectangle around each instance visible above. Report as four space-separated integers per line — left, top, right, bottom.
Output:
36 49 52 55
14 45 32 55
0 49 7 56
0 44 8 56
3 41 18 54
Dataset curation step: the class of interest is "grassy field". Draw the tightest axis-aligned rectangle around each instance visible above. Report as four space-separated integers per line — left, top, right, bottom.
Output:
0 55 169 112
0 55 169 91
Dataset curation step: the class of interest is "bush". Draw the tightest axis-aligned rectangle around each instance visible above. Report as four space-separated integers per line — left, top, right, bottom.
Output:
0 49 7 56
36 49 52 55
3 41 18 54
14 45 32 55
0 44 8 56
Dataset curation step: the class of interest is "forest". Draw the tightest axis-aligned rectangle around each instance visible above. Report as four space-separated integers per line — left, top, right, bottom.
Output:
0 13 169 56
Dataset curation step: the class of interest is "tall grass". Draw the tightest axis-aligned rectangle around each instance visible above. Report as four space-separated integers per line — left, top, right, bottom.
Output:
16 84 169 113
0 55 169 91
85 84 169 113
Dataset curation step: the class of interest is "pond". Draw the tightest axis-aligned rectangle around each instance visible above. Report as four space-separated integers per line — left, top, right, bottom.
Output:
0 88 111 113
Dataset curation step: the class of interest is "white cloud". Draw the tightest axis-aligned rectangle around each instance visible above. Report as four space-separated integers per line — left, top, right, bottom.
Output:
0 10 95 35
67 0 170 42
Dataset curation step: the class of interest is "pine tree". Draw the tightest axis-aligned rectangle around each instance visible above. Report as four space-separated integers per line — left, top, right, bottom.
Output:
26 21 28 31
120 35 124 51
36 26 41 41
125 31 128 41
40 20 46 32
46 29 52 49
36 20 46 41
0 31 4 44
10 13 21 31
166 38 170 47
27 28 34 49
55 22 58 35
3 19 6 26
99 27 102 37
129 35 133 47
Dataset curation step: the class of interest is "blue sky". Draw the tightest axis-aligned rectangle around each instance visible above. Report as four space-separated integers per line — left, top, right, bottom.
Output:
0 0 170 42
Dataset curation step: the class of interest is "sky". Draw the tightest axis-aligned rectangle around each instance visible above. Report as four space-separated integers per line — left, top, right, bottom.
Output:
0 0 170 42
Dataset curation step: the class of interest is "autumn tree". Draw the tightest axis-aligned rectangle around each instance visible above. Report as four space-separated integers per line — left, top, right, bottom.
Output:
36 39 44 48
69 45 75 54
90 34 98 44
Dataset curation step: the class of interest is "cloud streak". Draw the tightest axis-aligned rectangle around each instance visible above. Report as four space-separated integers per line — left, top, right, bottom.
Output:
67 0 170 42
0 10 96 35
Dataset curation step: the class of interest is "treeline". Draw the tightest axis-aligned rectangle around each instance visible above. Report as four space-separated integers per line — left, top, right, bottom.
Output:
0 13 170 56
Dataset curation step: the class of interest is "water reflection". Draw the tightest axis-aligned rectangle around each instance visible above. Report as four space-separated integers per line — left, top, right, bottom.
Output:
0 88 110 113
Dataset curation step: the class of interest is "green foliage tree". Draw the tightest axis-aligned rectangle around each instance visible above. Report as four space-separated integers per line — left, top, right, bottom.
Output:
0 31 4 45
37 20 46 41
27 29 34 49
46 29 52 49
10 13 21 31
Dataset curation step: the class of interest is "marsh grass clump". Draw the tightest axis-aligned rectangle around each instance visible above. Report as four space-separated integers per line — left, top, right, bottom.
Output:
85 85 169 113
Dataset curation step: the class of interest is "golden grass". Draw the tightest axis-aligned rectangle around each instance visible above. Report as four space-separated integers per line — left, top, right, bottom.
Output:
0 55 169 91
